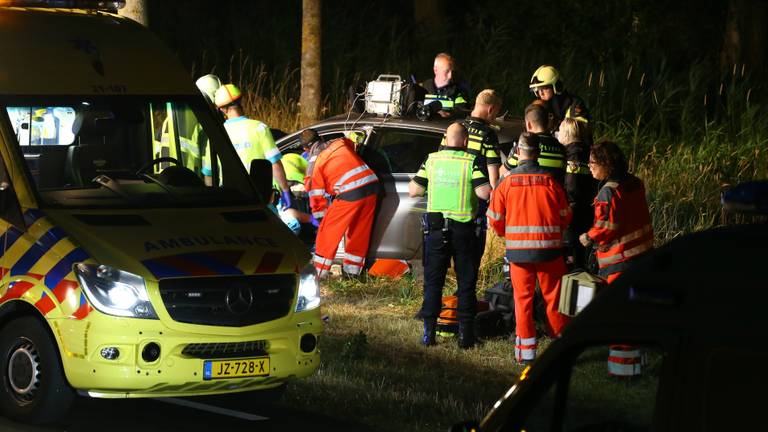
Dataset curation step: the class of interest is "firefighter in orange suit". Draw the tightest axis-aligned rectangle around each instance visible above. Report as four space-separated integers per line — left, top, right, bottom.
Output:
304 130 380 278
487 132 572 365
579 140 654 284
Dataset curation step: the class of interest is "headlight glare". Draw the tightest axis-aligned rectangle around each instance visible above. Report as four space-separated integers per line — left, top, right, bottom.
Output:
76 263 158 319
296 263 320 312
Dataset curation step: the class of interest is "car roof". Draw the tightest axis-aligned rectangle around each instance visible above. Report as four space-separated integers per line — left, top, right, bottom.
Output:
277 112 524 151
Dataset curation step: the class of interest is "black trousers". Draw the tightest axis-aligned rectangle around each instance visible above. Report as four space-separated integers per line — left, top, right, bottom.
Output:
474 199 489 272
420 221 479 323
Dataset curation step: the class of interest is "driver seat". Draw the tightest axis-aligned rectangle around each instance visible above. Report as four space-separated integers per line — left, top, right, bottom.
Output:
67 110 114 187
157 165 204 187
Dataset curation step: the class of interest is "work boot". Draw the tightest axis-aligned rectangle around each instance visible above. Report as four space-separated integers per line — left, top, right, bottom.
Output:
421 320 437 346
458 322 475 349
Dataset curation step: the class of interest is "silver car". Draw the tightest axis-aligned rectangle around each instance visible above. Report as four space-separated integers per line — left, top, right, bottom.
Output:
276 114 523 260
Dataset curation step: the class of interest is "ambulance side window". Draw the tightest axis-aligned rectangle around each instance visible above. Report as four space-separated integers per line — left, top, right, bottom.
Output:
521 344 665 432
6 106 77 190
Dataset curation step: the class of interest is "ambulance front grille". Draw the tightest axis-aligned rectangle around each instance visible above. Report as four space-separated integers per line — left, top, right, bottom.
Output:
159 274 295 327
182 340 269 359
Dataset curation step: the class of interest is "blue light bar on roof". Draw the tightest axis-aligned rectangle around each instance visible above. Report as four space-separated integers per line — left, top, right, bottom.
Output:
0 0 125 10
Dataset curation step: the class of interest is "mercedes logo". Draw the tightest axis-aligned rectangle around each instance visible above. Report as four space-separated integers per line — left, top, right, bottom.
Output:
224 285 254 315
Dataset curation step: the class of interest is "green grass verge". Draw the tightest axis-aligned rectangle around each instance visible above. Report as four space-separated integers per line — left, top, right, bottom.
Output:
278 275 537 432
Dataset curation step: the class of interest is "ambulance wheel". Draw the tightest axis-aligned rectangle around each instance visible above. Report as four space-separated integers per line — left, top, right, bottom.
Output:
0 316 74 424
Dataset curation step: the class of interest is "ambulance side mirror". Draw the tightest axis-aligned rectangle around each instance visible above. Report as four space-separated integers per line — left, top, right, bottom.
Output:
249 159 273 203
0 181 25 231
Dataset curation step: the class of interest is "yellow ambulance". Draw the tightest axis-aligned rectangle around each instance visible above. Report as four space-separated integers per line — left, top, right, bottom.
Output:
0 1 321 423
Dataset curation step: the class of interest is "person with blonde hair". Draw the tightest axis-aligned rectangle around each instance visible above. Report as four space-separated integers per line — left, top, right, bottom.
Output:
558 118 598 269
455 89 503 276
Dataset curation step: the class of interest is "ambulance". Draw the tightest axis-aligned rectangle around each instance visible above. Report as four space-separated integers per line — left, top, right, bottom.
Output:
0 1 321 423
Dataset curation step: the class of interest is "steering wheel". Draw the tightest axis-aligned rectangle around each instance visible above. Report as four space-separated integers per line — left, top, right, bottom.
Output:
136 157 181 177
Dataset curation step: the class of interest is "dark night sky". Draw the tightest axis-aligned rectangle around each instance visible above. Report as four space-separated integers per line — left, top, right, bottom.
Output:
145 0 764 120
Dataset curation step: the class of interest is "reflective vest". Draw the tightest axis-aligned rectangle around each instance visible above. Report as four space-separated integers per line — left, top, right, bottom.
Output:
152 103 206 174
586 175 654 277
487 160 572 263
305 138 379 219
421 79 469 111
416 149 486 223
424 94 455 110
437 117 501 175
222 116 281 168
505 133 566 184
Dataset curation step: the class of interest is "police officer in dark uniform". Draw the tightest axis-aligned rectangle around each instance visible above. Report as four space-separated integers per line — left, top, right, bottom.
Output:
409 122 491 349
503 103 566 185
461 89 503 279
419 53 470 119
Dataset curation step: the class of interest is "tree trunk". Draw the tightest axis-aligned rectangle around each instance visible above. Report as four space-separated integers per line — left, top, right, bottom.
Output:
721 0 767 75
301 0 322 125
118 0 149 27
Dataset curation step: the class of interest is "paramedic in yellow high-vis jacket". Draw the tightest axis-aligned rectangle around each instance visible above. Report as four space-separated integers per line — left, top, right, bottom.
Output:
211 84 292 207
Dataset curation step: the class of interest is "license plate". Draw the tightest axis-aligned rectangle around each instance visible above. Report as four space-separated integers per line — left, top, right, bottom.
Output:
203 357 270 380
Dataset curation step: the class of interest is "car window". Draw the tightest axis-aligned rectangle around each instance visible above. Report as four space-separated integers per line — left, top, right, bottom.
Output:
521 344 664 432
370 128 442 173
277 131 345 154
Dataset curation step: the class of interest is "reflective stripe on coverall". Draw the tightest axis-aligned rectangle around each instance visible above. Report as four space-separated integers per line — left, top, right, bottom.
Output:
586 174 654 280
306 138 379 276
487 160 572 363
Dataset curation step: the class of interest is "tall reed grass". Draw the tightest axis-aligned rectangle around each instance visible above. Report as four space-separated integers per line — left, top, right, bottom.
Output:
200 56 767 244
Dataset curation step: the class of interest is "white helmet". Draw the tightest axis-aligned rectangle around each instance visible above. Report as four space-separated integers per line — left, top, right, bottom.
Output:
195 74 222 103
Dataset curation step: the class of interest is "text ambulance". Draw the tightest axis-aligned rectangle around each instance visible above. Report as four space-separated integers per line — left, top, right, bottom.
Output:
0 1 321 423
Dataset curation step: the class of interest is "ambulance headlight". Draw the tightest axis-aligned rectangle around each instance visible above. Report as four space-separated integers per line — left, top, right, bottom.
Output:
295 263 320 312
75 264 158 319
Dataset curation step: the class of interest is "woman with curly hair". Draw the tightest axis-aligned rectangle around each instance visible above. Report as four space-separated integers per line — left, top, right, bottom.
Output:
579 140 653 283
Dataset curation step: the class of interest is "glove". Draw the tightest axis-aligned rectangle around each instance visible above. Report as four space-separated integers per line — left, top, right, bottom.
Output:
579 233 593 247
280 190 293 209
309 216 321 228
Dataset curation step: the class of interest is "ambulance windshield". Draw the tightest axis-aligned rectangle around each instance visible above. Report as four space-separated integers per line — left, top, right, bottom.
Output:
2 96 262 208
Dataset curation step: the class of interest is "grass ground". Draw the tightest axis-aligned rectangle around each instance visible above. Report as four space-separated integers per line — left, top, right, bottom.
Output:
276 236 536 431
229 61 767 430
279 275 531 431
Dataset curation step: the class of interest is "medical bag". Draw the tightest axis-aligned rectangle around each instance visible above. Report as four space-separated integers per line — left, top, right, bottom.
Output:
437 295 489 334
558 271 607 316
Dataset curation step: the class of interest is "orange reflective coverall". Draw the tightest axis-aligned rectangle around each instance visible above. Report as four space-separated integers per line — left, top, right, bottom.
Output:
586 174 654 283
487 160 572 363
306 138 379 276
